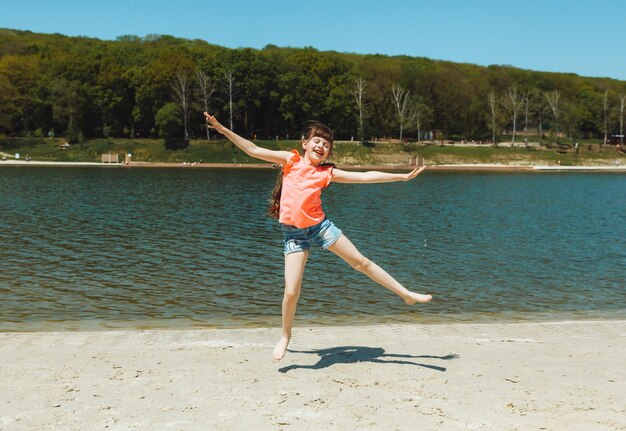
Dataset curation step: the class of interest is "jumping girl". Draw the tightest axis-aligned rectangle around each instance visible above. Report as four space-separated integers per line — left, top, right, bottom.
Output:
203 112 432 361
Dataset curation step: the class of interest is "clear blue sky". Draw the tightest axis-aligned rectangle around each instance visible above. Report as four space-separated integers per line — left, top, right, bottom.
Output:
2 0 625 80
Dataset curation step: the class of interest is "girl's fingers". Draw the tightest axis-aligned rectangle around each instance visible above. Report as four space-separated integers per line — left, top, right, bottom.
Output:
406 166 424 180
204 113 224 132
204 112 218 128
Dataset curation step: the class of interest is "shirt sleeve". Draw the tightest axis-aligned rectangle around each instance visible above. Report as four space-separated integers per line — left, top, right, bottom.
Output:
283 150 301 175
324 165 334 187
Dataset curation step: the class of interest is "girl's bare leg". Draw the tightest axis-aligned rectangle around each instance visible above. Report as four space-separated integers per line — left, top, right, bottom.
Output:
273 250 309 361
328 235 432 304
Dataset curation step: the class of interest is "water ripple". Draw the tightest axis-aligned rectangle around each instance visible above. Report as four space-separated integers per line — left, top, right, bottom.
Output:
1 168 625 331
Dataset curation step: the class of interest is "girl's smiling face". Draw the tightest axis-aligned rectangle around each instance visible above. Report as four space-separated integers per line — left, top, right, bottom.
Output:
302 136 332 165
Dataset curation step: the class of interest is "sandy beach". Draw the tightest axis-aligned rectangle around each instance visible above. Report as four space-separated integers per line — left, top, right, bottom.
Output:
1 320 624 430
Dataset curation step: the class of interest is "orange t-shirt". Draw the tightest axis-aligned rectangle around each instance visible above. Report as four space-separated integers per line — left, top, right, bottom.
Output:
279 150 334 228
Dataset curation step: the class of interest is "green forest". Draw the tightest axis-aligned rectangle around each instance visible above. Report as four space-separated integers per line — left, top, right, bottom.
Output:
1 28 625 147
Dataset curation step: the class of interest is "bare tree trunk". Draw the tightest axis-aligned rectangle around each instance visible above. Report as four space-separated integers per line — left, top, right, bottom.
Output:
392 85 410 142
488 90 497 146
602 90 609 148
352 78 366 142
196 70 215 140
619 95 626 148
524 90 530 132
504 87 523 145
224 71 235 131
171 72 190 139
415 110 422 143
538 109 543 143
546 90 560 143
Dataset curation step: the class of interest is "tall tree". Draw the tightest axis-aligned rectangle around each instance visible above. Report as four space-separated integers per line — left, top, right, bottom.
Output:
0 54 41 133
196 69 215 140
223 70 236 131
391 85 410 141
0 74 17 131
488 90 498 146
523 90 531 132
428 66 474 137
155 102 186 149
546 90 561 143
412 99 432 143
352 77 366 143
561 100 578 143
619 94 626 148
503 86 524 144
171 71 191 139
51 78 84 144
530 88 548 143
602 90 609 148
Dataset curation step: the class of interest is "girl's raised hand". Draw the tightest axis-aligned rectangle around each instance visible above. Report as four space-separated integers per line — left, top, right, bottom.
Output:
203 112 226 133
403 165 425 181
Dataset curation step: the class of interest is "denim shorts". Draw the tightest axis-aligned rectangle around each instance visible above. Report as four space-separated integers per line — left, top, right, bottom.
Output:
281 219 343 255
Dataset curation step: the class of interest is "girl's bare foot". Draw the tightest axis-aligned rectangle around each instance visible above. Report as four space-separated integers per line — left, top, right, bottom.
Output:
273 336 290 362
404 292 432 305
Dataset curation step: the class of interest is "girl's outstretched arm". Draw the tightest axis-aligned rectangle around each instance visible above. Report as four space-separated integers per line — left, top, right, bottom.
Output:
331 166 425 184
204 112 293 165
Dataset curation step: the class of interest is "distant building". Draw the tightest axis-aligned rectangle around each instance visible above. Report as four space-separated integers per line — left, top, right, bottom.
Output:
101 153 119 163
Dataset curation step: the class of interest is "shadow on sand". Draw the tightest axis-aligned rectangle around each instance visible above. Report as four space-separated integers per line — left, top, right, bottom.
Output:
278 346 459 373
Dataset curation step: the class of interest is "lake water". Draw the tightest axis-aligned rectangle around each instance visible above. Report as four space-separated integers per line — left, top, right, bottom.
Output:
0 167 624 331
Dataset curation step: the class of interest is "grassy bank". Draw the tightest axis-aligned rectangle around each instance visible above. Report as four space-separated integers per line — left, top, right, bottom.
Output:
1 137 625 166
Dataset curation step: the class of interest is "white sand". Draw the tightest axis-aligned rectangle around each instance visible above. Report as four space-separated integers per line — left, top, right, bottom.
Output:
1 320 625 430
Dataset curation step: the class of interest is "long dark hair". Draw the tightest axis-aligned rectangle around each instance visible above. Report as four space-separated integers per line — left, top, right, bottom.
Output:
268 121 334 219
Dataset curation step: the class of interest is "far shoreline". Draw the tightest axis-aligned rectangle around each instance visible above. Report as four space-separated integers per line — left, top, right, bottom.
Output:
2 159 626 172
